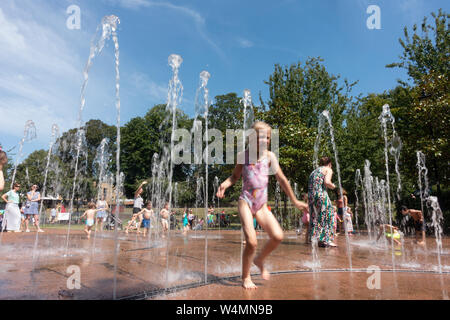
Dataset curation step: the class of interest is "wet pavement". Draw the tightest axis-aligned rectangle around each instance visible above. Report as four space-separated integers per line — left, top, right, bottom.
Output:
0 229 448 299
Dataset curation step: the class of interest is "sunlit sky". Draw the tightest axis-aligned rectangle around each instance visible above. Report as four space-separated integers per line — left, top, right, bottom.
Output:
0 0 448 159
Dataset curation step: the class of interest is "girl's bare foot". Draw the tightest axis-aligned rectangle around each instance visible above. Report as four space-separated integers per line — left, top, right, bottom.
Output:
242 277 257 289
254 257 270 280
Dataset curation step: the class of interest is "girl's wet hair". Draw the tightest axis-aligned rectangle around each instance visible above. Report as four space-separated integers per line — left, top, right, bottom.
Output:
145 201 152 207
252 121 271 133
88 202 96 209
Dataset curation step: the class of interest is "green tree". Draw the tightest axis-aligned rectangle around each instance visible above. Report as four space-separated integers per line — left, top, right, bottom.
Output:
387 9 449 197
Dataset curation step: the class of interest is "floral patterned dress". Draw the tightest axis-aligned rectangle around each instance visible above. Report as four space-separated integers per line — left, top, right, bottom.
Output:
308 167 335 243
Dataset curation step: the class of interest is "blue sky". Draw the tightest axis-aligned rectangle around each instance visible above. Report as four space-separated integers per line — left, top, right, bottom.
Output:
0 0 448 160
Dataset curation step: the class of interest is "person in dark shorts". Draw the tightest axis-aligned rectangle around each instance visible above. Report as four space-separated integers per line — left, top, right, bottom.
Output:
401 205 425 246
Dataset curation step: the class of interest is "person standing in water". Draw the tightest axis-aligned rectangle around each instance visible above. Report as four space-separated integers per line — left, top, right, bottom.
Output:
80 202 103 239
160 202 170 236
23 184 43 232
125 181 147 234
308 156 337 247
1 183 22 232
138 201 154 237
401 205 426 246
95 195 109 232
217 121 308 290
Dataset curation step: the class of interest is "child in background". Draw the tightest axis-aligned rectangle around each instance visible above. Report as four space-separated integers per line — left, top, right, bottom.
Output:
50 206 57 224
182 208 189 234
216 121 308 290
80 202 102 239
160 202 170 236
301 193 310 244
344 207 354 235
376 221 402 246
138 201 154 237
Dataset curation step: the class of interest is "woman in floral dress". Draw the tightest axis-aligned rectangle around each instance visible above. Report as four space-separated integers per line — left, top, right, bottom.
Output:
308 157 337 247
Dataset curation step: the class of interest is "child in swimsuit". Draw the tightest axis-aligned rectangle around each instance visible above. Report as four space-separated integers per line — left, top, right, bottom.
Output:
160 202 170 236
138 201 154 237
300 193 310 243
80 202 103 239
216 121 308 290
376 222 402 246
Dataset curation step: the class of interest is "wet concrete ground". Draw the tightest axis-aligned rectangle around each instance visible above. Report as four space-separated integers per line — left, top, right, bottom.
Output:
0 229 448 299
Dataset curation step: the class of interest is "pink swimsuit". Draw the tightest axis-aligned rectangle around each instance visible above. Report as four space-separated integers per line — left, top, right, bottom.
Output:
239 150 269 214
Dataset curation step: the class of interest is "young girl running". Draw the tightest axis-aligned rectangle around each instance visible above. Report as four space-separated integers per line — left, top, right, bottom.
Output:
216 121 308 290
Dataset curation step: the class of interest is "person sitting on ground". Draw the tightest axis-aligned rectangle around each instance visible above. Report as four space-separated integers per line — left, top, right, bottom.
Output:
193 218 204 231
401 205 425 245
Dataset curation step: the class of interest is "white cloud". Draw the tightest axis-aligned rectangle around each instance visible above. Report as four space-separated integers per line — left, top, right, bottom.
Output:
0 8 26 51
237 37 254 48
0 4 83 144
0 1 122 149
129 71 167 102
108 0 226 61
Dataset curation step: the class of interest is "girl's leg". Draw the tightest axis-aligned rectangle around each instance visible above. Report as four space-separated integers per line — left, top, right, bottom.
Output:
25 216 30 231
254 204 283 280
125 215 136 233
34 214 42 231
238 200 258 289
137 215 143 233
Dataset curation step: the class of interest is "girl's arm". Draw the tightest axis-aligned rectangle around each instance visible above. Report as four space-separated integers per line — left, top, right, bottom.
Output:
135 181 147 197
343 195 348 207
27 192 33 201
323 168 336 190
270 152 308 210
216 163 243 199
35 193 41 202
